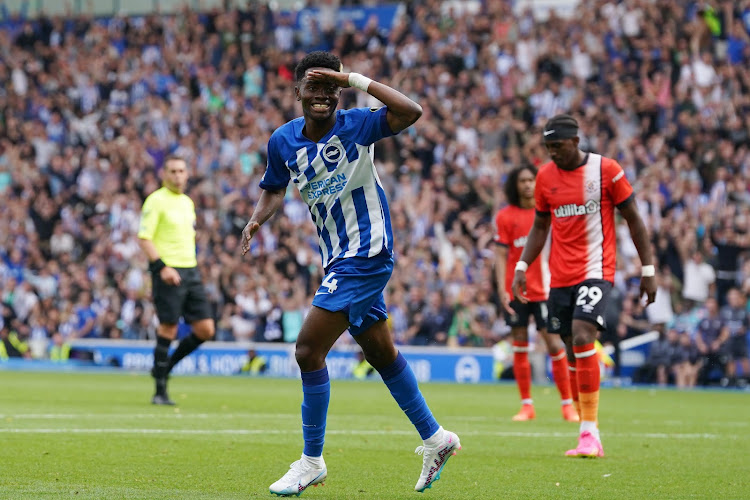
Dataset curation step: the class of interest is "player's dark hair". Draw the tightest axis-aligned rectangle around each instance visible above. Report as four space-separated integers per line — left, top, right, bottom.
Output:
504 165 537 207
295 51 342 82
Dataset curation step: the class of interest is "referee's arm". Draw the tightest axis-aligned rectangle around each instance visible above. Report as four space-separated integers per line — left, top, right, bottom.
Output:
138 237 182 286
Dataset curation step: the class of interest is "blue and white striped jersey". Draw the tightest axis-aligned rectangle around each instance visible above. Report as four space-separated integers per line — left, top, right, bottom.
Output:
259 107 396 270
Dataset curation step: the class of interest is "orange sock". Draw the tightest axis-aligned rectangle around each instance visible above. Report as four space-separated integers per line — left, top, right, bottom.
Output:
574 343 600 424
568 363 580 417
550 349 572 402
512 341 532 403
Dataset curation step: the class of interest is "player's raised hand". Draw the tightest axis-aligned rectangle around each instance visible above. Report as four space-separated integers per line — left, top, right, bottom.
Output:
511 271 529 304
305 68 350 88
240 220 260 256
640 275 657 306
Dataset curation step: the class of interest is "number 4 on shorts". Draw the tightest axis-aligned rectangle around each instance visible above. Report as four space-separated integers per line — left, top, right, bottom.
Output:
322 272 338 294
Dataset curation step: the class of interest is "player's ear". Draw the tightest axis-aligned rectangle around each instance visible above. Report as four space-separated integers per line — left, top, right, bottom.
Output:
294 85 301 101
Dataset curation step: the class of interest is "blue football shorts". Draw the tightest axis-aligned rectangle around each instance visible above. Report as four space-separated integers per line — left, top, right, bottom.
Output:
311 253 393 336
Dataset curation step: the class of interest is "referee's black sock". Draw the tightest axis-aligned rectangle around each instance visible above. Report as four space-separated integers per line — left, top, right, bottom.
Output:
152 335 172 392
167 333 205 372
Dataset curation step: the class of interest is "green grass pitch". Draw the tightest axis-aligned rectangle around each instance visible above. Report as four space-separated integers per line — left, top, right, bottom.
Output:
0 370 748 499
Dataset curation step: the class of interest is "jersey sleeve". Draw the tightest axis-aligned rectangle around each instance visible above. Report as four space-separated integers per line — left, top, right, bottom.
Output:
603 158 634 206
534 170 550 213
259 132 291 191
137 194 159 240
343 107 395 145
494 209 510 246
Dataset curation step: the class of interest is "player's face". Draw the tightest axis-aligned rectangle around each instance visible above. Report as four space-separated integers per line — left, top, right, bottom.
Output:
544 137 579 169
517 168 536 200
296 68 341 123
163 159 189 193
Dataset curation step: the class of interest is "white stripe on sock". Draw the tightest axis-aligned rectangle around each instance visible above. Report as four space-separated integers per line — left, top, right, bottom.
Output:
574 348 598 359
550 351 567 361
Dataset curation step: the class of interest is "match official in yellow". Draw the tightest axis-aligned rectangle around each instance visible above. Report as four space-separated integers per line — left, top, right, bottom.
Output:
138 156 215 405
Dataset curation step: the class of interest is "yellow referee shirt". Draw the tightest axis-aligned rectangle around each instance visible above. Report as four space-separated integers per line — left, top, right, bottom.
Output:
138 187 198 268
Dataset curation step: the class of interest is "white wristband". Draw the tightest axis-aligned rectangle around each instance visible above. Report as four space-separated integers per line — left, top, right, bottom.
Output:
348 72 372 92
515 261 529 273
641 265 655 277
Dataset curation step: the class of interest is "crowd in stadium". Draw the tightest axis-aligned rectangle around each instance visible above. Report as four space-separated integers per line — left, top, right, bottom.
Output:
0 0 749 386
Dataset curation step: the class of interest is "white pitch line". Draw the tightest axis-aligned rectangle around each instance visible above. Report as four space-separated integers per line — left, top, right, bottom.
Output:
0 428 727 440
4 414 749 432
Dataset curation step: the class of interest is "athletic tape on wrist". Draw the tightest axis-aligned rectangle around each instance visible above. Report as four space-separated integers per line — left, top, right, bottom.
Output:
641 265 655 277
515 261 529 273
348 72 372 92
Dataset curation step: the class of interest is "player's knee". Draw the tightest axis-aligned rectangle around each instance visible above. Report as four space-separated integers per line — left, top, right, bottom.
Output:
360 344 397 370
158 324 179 340
571 321 597 345
511 327 529 343
193 319 215 341
294 342 325 371
546 336 565 353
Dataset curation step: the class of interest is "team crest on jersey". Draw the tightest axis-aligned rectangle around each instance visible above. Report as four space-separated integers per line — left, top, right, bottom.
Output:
513 236 527 248
554 200 600 218
322 143 344 163
586 180 599 193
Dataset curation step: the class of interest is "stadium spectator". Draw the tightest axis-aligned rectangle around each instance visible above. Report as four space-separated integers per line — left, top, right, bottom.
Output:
635 328 681 386
719 288 750 386
695 297 730 386
239 348 267 375
673 329 702 389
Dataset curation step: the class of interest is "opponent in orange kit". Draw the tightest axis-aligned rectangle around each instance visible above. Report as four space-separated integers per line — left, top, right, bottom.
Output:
512 114 656 458
494 165 578 422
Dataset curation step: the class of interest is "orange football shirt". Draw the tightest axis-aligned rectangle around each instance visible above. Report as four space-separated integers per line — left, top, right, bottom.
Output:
494 205 548 301
535 153 633 288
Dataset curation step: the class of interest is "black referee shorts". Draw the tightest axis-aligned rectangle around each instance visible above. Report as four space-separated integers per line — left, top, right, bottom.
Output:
152 267 212 324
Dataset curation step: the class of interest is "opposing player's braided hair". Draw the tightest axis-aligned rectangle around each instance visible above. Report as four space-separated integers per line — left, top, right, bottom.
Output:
295 51 342 82
504 165 538 208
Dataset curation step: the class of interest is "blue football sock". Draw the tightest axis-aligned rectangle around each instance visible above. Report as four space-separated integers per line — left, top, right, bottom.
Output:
377 352 439 440
301 367 330 457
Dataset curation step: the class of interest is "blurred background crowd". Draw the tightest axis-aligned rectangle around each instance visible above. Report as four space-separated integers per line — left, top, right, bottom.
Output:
0 0 749 387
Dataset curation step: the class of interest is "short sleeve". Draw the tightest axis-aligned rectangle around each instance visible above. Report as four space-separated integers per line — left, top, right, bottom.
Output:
343 107 394 146
137 194 159 240
494 210 510 246
534 170 550 213
259 132 291 191
603 158 633 206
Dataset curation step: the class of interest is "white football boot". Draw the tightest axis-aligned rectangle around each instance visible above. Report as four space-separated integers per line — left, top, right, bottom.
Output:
414 427 461 492
269 456 327 497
